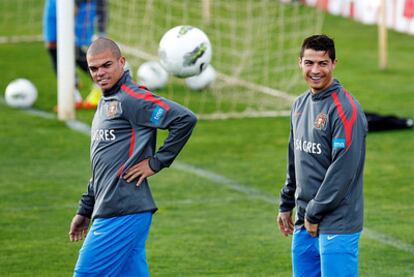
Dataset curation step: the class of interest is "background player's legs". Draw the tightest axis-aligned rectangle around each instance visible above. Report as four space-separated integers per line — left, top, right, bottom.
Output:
43 0 83 108
45 42 83 108
76 46 102 109
319 232 361 277
46 45 58 73
74 212 153 277
75 46 89 74
44 43 83 93
292 227 321 277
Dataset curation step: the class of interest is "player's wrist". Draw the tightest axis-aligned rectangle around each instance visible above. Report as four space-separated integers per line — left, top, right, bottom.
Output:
148 157 161 173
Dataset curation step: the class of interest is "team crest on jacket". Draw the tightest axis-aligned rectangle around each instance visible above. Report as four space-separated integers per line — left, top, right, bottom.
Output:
314 113 328 130
104 100 121 119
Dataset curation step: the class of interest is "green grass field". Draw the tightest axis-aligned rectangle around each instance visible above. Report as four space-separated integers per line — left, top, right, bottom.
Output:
1 6 414 277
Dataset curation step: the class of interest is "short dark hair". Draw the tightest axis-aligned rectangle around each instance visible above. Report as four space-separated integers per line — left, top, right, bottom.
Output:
300 34 336 61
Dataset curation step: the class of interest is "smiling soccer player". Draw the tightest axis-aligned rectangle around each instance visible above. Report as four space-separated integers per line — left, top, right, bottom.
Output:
276 34 368 277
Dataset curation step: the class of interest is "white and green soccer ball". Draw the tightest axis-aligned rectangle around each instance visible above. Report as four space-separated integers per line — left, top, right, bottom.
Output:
4 78 38 108
185 64 217 91
159 25 212 78
137 61 169 90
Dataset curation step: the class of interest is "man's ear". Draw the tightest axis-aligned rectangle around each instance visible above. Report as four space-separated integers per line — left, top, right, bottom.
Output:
119 56 126 68
298 57 302 69
332 59 338 70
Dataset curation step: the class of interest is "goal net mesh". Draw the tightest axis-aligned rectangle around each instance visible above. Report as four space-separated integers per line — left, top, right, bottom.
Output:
0 0 323 119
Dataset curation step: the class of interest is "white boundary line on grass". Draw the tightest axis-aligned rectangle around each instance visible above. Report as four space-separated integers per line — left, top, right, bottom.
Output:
172 162 277 205
4 101 413 256
173 163 414 256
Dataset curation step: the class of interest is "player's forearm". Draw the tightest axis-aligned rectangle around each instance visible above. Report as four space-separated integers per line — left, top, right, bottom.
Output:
305 148 364 223
77 181 95 218
149 113 197 172
279 134 296 212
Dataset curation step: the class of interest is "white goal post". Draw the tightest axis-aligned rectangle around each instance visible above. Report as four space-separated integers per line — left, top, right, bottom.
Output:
57 0 76 120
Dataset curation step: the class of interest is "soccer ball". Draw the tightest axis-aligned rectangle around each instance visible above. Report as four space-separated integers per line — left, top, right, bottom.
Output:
137 61 169 90
185 64 217 91
4 78 38 108
159 25 212 78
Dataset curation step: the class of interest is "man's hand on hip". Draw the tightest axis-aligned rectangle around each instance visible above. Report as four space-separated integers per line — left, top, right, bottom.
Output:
124 158 155 187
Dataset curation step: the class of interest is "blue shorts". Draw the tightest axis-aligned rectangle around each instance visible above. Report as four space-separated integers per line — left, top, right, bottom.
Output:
292 227 361 277
43 0 96 46
74 1 96 46
74 212 153 277
43 0 57 42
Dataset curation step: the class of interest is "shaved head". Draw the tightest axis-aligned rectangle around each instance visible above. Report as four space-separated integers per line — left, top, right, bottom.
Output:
87 37 122 59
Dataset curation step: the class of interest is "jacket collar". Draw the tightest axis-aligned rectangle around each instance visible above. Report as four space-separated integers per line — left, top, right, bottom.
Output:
102 70 130 97
310 79 340 101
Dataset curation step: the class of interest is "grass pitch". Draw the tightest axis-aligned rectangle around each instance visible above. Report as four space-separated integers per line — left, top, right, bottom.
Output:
1 8 414 277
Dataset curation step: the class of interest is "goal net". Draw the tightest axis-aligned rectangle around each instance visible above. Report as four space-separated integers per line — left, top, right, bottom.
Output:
1 0 323 119
109 1 323 119
0 0 43 43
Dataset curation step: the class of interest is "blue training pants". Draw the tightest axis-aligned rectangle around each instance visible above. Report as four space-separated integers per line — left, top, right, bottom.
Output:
74 212 153 277
292 227 361 277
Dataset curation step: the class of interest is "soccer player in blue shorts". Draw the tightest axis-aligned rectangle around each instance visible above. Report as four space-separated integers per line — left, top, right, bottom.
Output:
276 34 368 277
69 38 197 276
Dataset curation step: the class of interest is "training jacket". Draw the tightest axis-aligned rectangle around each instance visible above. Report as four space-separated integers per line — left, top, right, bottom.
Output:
279 79 368 234
77 71 197 219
